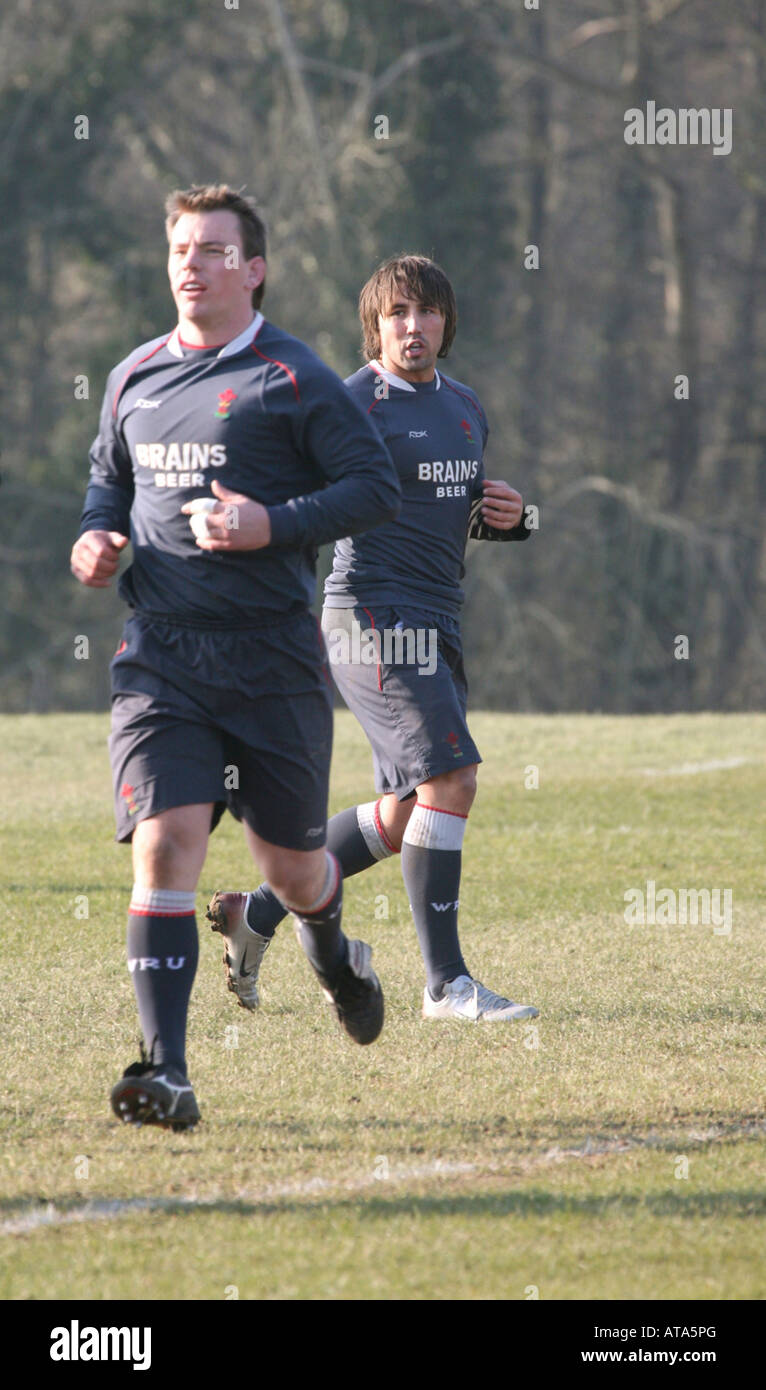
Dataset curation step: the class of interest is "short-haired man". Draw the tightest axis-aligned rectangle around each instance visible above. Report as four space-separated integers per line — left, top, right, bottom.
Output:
70 186 401 1130
209 255 538 1024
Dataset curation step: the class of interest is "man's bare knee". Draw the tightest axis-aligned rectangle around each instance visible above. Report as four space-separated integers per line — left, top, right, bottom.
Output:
135 829 181 875
253 842 327 911
419 764 478 814
135 821 190 862
132 806 211 889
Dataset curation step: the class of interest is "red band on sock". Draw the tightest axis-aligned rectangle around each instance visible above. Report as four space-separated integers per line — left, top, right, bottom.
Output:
128 907 196 918
414 801 468 819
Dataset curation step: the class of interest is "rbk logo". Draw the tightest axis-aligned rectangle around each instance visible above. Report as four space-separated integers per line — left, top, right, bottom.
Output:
215 388 237 419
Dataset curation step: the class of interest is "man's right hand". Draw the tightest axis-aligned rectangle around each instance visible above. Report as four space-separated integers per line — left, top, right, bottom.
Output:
70 530 129 588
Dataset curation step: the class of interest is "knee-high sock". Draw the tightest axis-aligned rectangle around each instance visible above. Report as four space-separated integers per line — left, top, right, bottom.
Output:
246 801 397 939
282 853 348 985
127 887 199 1074
399 803 468 997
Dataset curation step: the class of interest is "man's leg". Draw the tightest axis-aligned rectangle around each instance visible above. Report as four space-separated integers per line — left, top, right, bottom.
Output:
244 827 384 1044
128 803 211 1070
399 766 476 999
401 769 538 1022
218 793 413 937
112 803 211 1130
246 831 344 979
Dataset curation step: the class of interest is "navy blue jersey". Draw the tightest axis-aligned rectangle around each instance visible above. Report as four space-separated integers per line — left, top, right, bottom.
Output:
323 362 529 618
78 316 400 623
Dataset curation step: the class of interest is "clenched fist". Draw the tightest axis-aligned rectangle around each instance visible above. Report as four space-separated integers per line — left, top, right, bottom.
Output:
70 530 129 588
480 480 524 530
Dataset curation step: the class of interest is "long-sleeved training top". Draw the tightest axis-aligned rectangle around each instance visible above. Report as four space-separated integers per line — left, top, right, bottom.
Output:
78 315 401 624
323 361 530 619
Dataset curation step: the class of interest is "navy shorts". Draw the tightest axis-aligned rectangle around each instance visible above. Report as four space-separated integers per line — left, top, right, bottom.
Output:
321 603 481 800
109 610 333 850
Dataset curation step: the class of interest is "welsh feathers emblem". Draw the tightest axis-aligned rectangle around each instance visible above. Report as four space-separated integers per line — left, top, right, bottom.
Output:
215 388 237 420
120 782 139 816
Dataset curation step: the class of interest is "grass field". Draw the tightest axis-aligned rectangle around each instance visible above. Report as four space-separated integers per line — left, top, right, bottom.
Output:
1 711 764 1301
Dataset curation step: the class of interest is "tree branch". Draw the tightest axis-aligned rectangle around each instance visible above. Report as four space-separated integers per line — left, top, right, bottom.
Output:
264 0 338 228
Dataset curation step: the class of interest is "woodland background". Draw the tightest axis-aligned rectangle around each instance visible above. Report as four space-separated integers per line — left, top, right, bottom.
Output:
3 0 764 712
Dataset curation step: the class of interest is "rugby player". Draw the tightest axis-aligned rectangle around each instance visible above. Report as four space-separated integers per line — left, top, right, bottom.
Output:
209 254 538 1024
70 186 401 1130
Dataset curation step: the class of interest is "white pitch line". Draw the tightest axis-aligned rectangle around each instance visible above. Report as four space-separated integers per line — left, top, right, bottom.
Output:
2 1198 163 1236
640 756 755 777
0 1161 477 1237
3 1124 763 1237
542 1118 765 1161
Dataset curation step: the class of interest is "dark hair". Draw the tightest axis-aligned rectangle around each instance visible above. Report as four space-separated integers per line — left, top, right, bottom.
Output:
165 184 267 309
358 254 457 360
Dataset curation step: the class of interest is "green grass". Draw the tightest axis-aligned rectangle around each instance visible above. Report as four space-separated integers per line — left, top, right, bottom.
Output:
1 712 764 1299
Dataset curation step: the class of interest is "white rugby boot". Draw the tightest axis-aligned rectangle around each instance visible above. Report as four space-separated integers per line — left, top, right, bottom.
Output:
206 891 271 1011
423 974 539 1022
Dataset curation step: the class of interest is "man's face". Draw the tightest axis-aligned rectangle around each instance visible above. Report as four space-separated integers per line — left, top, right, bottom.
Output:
167 209 265 335
377 291 445 382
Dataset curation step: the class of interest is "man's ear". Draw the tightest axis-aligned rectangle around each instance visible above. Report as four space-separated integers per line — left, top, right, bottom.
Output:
245 256 267 291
